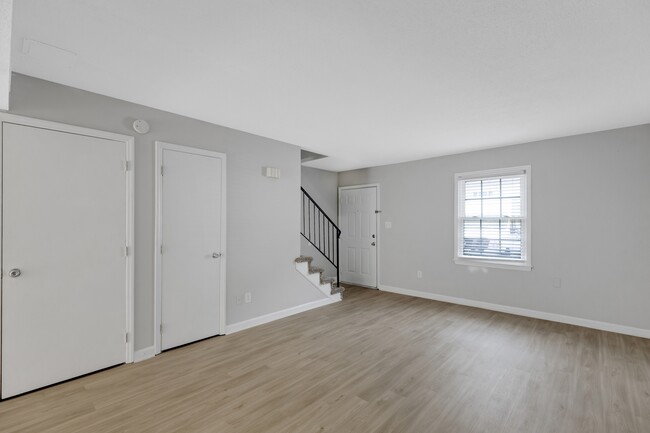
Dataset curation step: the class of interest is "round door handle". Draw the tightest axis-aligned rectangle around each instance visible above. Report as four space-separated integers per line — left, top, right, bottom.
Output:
371 242 376 246
212 253 222 259
8 268 21 278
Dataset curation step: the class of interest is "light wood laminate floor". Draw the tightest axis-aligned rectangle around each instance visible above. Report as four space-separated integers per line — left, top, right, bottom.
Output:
1 286 649 432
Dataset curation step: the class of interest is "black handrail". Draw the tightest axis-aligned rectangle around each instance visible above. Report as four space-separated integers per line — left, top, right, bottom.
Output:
301 187 341 287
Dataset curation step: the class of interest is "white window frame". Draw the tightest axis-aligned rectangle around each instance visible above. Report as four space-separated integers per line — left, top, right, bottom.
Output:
454 165 532 271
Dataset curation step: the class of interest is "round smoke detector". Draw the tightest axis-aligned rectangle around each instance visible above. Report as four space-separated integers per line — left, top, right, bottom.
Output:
132 119 150 134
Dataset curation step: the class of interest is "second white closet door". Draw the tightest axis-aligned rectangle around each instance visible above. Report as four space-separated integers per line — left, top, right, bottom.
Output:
161 148 223 350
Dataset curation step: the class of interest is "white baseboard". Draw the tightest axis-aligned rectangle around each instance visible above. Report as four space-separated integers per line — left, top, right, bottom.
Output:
226 296 341 335
133 345 156 363
378 284 650 339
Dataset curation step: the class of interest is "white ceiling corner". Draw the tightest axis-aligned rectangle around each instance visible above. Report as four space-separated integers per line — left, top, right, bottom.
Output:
10 0 650 171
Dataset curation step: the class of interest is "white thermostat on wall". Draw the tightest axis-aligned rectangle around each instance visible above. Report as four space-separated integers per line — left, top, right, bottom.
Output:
132 119 150 134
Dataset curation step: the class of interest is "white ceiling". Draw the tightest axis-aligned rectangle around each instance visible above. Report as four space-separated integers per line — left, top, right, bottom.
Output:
10 1 650 171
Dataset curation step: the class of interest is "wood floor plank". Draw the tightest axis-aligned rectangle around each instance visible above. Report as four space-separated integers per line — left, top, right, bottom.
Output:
1 285 649 432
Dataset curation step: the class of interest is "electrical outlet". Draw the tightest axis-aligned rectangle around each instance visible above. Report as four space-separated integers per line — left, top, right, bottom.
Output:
236 295 243 305
244 292 252 303
417 270 422 279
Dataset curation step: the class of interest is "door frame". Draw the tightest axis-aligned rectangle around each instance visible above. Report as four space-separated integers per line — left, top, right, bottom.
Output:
154 141 227 355
0 113 135 366
338 184 380 289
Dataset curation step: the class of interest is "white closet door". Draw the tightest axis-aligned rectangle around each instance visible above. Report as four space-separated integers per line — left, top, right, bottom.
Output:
2 123 128 398
160 147 223 351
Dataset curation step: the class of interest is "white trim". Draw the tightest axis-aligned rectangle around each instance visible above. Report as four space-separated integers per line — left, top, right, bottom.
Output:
0 113 136 143
124 132 135 363
0 113 136 366
338 183 381 191
133 346 156 363
453 259 532 271
225 296 340 335
455 165 529 180
154 141 227 354
338 184 380 288
378 284 650 339
454 165 532 271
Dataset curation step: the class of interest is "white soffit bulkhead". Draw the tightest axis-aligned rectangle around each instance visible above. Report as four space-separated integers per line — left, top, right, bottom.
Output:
10 1 650 171
0 0 13 111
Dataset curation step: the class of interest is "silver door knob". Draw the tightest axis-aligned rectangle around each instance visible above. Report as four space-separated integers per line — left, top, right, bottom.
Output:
371 242 376 246
212 253 222 259
8 268 21 278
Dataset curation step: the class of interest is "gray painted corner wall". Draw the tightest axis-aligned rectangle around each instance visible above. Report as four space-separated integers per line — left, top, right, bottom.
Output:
9 74 326 351
301 166 338 218
339 124 650 330
300 166 339 278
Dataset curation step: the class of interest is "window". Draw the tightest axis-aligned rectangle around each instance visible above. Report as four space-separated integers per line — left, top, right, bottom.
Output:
455 166 531 270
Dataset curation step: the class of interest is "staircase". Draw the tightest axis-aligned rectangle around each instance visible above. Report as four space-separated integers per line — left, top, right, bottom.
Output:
295 256 344 299
296 187 344 299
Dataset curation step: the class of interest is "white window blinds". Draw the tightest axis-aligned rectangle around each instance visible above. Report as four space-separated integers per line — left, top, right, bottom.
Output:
456 168 529 263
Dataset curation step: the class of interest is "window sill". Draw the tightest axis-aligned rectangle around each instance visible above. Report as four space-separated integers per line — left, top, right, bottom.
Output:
454 258 532 271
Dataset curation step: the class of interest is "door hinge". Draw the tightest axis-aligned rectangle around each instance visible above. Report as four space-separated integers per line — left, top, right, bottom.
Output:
160 323 163 333
160 245 163 254
125 332 129 343
160 166 164 176
123 246 130 257
122 161 131 172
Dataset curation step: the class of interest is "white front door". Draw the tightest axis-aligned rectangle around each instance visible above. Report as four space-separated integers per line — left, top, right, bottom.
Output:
157 143 225 351
2 123 130 398
339 186 378 287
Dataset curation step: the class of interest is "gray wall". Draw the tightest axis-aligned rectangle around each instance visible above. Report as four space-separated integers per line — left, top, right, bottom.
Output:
339 125 650 330
9 74 326 351
300 166 339 278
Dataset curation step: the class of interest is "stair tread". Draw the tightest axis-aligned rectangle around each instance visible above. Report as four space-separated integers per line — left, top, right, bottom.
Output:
294 256 313 263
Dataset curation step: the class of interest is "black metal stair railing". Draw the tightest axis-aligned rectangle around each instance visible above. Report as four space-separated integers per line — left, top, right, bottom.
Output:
300 187 341 287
